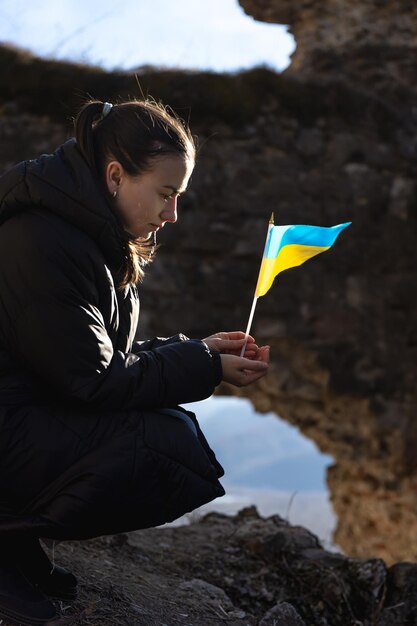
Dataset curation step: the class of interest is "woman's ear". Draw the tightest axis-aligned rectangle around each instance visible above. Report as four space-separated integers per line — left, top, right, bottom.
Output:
105 161 124 196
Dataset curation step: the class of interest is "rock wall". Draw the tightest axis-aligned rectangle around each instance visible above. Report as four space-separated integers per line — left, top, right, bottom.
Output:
239 0 417 94
1 31 417 563
237 0 417 563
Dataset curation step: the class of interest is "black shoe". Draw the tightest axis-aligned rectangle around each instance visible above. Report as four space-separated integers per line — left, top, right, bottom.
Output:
34 563 77 602
0 561 58 626
17 538 78 602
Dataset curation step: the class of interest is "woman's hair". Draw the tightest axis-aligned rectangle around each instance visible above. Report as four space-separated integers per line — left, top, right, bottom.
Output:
74 99 196 288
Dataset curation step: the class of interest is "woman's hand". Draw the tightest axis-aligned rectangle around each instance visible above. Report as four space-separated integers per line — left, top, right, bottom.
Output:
203 331 260 359
219 346 270 387
204 331 270 386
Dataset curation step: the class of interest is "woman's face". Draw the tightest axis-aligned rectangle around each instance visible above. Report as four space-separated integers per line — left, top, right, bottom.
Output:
106 154 194 239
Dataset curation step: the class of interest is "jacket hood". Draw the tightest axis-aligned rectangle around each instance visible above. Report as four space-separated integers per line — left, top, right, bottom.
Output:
0 139 127 270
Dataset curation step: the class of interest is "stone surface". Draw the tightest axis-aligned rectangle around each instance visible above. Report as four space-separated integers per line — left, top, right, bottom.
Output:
239 0 417 92
259 602 306 625
42 508 417 625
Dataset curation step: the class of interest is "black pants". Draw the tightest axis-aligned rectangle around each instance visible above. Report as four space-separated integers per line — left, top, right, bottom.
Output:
0 402 224 541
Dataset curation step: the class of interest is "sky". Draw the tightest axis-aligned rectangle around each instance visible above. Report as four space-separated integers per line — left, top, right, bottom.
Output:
0 0 295 73
184 395 336 547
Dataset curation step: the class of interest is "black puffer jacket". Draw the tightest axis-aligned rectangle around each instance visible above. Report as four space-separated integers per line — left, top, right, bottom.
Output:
0 140 225 540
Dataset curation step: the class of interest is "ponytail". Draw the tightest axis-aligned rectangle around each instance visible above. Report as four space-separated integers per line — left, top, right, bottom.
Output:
74 101 105 172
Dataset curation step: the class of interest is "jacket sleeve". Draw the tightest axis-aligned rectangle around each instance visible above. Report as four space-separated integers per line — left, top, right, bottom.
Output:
132 333 190 352
8 223 222 410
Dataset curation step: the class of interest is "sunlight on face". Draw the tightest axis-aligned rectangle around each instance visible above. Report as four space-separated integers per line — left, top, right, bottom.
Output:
108 155 194 239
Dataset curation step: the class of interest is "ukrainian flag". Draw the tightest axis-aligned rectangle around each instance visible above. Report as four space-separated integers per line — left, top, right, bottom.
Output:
256 222 351 298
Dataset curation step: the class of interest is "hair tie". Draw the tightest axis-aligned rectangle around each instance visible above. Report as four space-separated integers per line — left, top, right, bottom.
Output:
101 102 113 119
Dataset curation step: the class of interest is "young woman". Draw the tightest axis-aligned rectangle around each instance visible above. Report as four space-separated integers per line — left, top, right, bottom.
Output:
0 99 269 624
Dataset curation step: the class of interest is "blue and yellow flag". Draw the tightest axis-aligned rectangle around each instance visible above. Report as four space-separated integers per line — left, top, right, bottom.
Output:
256 221 351 298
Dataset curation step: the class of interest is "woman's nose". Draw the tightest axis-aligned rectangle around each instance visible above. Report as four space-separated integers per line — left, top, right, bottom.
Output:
162 196 178 223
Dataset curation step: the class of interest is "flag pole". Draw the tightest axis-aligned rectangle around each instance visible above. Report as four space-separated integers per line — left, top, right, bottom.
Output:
240 213 274 357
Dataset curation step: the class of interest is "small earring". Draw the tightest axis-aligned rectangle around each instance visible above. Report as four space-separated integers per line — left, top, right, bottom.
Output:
112 190 117 198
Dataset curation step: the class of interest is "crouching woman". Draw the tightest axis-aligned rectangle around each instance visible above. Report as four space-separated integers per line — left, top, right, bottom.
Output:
0 98 269 624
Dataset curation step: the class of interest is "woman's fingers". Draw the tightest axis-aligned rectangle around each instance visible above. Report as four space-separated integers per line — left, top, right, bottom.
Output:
212 331 255 342
204 333 256 354
204 331 255 343
220 353 269 387
255 345 270 362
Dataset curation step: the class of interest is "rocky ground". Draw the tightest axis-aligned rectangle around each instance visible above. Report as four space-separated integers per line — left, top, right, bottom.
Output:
15 507 417 626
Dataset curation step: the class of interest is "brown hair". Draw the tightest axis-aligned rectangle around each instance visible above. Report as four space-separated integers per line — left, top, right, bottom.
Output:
74 99 195 287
